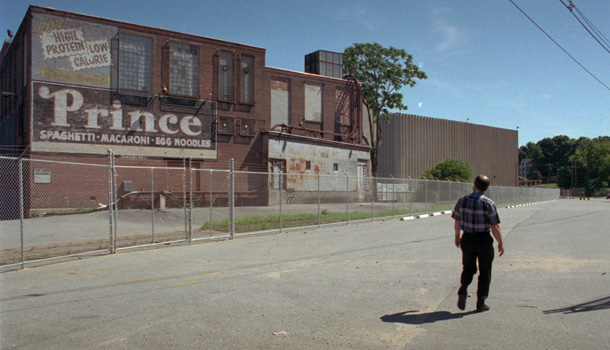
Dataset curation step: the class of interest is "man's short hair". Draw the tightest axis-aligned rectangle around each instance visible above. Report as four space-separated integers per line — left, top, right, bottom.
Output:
474 175 490 192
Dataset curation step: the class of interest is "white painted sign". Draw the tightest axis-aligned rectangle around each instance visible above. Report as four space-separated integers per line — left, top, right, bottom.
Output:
32 13 117 87
34 168 51 184
40 27 111 71
32 82 217 159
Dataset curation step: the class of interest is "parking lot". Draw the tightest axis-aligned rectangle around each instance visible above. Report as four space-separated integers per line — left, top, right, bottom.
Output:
1 199 609 349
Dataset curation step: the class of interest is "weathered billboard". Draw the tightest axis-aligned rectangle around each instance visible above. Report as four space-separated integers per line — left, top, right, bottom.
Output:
32 12 116 87
31 82 217 158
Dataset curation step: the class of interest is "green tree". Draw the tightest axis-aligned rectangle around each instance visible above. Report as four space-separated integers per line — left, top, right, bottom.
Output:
523 135 609 194
536 135 576 177
421 158 473 182
576 137 610 191
343 42 427 176
520 142 544 177
555 167 572 189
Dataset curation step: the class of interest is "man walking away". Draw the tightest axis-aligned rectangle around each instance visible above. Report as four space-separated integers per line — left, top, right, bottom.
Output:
452 175 504 312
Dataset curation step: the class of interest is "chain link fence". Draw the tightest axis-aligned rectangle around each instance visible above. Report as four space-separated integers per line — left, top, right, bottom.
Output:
1 154 560 270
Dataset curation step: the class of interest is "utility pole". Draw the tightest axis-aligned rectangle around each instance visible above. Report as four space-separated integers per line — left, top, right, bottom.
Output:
571 159 578 188
546 164 555 183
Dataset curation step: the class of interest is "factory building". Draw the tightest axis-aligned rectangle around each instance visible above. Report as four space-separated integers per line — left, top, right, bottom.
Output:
0 6 369 215
377 113 518 186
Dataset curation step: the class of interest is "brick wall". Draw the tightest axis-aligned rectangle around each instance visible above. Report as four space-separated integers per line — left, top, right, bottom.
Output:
2 6 367 212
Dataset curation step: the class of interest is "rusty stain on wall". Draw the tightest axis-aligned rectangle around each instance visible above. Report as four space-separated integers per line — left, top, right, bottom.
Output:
267 136 369 192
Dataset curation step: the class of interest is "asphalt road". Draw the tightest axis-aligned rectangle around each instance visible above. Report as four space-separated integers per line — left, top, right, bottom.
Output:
1 199 609 349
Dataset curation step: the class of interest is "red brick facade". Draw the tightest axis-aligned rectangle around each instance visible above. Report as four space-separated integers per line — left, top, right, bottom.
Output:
0 6 369 213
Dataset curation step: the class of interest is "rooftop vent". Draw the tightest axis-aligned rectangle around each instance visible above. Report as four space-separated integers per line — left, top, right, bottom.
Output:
304 50 343 78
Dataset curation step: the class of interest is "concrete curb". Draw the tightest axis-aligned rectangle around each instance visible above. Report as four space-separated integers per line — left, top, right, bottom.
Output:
400 210 453 221
505 200 552 209
399 200 555 222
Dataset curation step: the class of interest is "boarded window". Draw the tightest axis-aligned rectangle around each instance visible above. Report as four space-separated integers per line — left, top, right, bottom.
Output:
270 159 286 190
271 78 290 127
170 42 198 97
358 160 369 191
219 50 233 101
240 56 254 103
119 33 153 93
305 83 322 122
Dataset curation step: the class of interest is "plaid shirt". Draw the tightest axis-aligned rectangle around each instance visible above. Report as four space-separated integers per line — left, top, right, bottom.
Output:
452 190 500 233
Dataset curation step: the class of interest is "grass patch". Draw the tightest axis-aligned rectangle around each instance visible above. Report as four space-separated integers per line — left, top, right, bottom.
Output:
198 207 424 233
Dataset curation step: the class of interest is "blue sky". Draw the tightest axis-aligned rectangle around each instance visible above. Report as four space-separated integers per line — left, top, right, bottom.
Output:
2 0 609 146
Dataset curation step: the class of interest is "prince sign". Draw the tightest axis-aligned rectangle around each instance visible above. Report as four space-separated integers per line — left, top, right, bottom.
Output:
32 82 217 159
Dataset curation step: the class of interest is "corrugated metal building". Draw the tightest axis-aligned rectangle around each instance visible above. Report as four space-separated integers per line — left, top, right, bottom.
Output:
377 113 518 186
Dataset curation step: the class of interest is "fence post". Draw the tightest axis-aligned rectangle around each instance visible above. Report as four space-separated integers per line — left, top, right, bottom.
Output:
210 170 213 237
188 157 193 244
183 157 188 241
112 154 118 251
317 172 321 228
279 171 283 233
150 167 155 243
391 175 395 218
346 174 349 224
437 180 440 210
371 176 374 221
18 157 25 269
107 150 115 254
447 181 455 205
425 180 428 213
229 159 235 239
409 179 413 214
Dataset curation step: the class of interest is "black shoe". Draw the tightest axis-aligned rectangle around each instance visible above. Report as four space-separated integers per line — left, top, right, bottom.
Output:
476 304 490 312
457 294 467 310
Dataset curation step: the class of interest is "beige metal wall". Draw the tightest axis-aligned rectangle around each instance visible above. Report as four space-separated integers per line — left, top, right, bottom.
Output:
377 114 518 186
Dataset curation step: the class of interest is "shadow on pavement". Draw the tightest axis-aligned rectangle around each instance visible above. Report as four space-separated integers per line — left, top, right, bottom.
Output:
381 310 477 325
543 295 610 314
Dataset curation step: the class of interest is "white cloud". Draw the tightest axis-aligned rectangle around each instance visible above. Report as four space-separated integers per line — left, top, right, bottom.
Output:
335 5 376 31
430 5 469 53
435 21 465 52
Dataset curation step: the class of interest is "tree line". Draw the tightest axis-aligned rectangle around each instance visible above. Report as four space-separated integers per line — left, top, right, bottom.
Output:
339 42 607 195
519 135 610 194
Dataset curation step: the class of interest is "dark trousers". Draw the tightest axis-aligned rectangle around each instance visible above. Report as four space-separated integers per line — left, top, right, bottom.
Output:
458 232 495 303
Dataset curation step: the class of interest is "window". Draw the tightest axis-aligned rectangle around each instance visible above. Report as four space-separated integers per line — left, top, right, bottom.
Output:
335 87 350 126
270 159 286 190
239 118 255 136
170 42 198 97
218 116 235 135
271 78 290 127
119 33 153 93
219 50 233 101
306 161 311 170
240 56 254 103
333 163 339 172
305 83 322 122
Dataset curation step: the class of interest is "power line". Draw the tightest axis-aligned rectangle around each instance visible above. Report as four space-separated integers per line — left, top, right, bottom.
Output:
559 0 610 56
509 0 610 91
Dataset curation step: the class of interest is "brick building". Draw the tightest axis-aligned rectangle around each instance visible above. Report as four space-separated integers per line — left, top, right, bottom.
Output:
0 6 369 214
